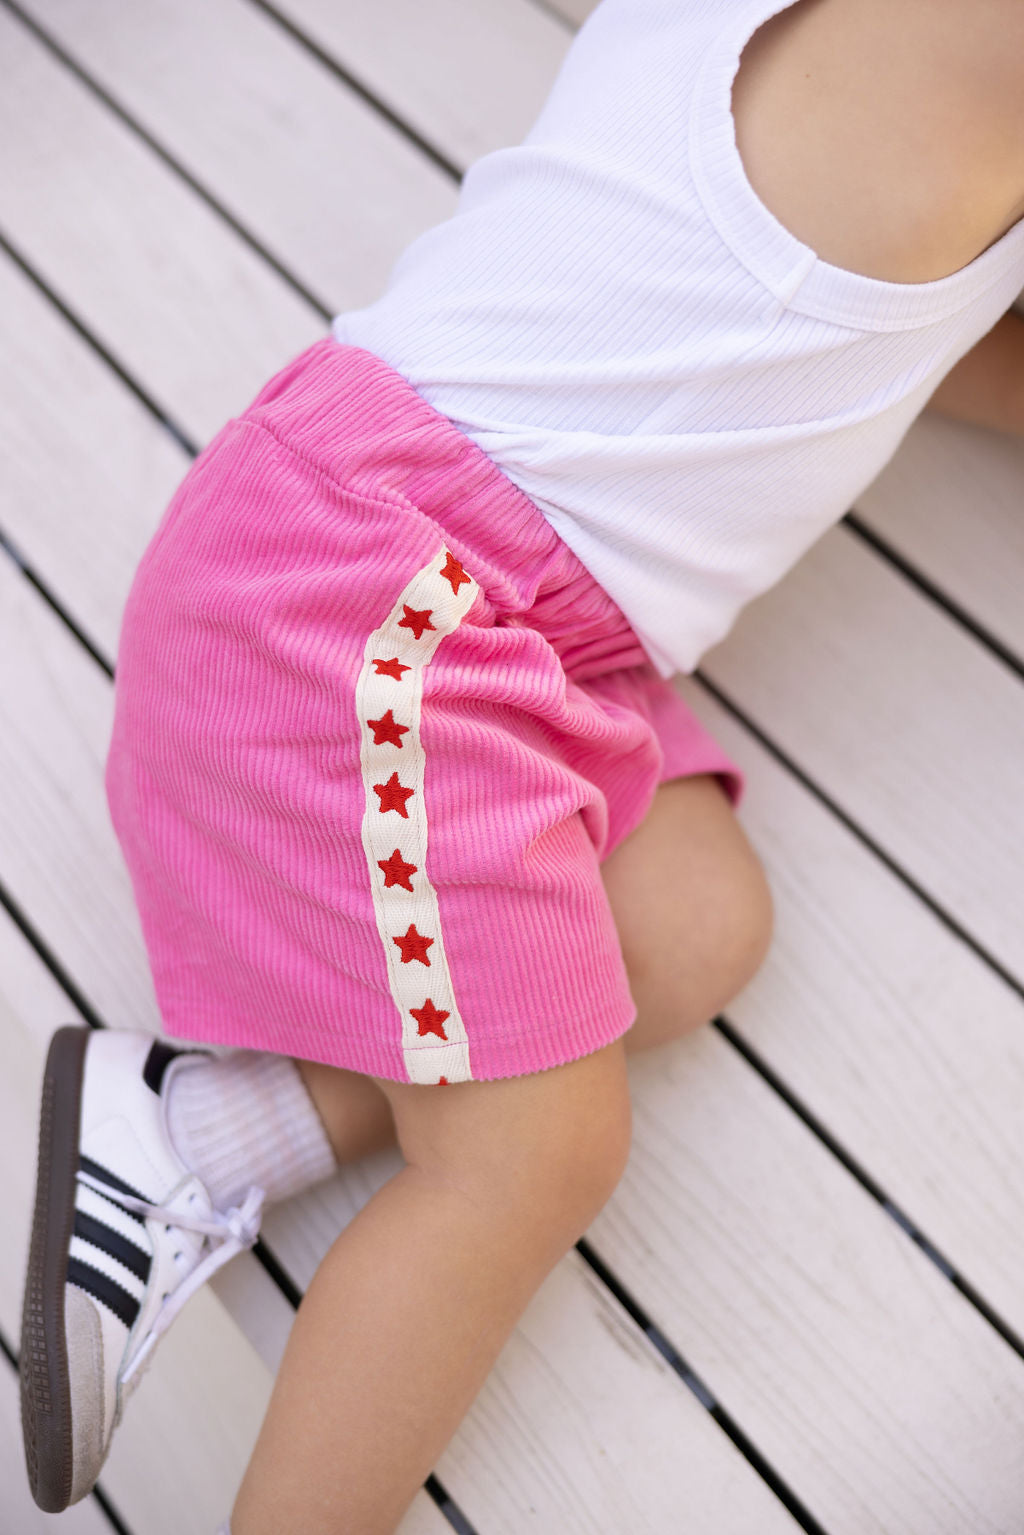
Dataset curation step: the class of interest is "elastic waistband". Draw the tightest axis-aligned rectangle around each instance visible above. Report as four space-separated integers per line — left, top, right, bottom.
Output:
240 338 650 678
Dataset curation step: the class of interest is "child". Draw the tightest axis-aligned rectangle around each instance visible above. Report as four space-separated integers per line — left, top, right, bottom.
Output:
20 0 1024 1528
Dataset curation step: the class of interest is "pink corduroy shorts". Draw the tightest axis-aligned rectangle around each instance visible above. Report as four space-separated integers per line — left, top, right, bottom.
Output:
105 338 745 1085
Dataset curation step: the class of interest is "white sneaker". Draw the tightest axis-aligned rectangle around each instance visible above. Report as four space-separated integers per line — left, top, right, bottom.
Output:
20 1025 264 1511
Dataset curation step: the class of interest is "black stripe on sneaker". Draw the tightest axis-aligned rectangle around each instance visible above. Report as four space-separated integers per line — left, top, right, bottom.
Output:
143 1040 207 1095
73 1209 151 1284
78 1154 147 1223
66 1258 141 1330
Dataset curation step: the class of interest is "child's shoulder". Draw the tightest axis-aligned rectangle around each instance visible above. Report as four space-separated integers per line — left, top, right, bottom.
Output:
732 0 1024 285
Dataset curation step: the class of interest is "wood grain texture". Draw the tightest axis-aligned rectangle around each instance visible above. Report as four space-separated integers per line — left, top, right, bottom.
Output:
268 0 572 165
590 1025 1024 1535
22 0 460 303
0 250 189 662
854 409 1024 663
0 6 323 445
702 523 1024 982
675 674 1024 1338
0 551 159 1033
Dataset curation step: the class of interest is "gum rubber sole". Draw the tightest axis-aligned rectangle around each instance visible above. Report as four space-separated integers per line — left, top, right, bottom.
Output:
20 1024 90 1513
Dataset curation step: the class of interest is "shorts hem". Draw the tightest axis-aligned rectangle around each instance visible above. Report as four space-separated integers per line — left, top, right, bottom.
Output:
155 1002 637 1085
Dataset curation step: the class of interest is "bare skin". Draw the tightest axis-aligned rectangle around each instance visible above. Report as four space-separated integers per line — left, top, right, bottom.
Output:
731 0 1024 284
230 6 1024 1529
233 774 772 1534
297 774 772 1166
731 0 1024 437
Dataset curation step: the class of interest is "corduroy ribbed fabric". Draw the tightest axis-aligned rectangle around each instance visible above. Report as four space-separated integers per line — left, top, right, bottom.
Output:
105 338 744 1084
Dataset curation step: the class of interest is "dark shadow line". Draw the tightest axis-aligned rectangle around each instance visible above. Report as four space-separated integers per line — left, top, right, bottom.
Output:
711 1013 1024 1362
0 227 198 457
246 0 463 182
843 509 1024 683
0 875 107 1031
0 526 114 679
692 669 1024 1007
576 1237 833 1535
0 0 335 323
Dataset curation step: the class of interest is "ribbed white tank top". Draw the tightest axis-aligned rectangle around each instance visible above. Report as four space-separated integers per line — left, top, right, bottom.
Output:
334 0 1024 677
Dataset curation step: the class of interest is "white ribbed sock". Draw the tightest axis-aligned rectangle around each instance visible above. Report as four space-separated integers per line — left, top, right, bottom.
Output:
164 1050 338 1211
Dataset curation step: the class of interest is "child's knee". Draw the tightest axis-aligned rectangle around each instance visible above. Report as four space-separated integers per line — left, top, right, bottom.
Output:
618 832 774 1041
381 1040 632 1239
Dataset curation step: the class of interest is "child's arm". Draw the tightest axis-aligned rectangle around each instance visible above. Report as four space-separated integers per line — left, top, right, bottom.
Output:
924 307 1024 436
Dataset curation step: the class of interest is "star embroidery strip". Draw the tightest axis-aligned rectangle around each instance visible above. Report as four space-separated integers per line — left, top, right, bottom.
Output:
355 546 480 1085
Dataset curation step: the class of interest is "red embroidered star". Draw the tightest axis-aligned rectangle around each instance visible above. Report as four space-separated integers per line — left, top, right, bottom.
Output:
409 998 450 1040
377 849 417 891
373 772 414 818
439 551 471 595
438 1076 448 1086
365 709 409 748
398 604 436 641
392 924 434 965
371 656 411 681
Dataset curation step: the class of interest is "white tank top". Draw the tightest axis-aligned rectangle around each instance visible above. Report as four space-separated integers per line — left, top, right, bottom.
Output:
333 0 1024 677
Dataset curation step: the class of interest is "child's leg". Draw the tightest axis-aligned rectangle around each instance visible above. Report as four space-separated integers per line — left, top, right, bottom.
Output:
230 1036 632 1535
294 773 774 1167
600 772 774 1051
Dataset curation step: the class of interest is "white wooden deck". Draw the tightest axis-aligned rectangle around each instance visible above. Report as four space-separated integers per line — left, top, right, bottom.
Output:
3 2 1024 1531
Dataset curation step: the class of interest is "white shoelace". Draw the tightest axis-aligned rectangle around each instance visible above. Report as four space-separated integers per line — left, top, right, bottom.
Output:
75 1170 265 1386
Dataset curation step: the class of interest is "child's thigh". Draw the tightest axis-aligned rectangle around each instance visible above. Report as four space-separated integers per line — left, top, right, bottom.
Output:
373 1037 632 1233
601 774 774 1035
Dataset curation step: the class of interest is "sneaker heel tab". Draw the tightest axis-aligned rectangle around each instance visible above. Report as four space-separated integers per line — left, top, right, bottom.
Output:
143 1040 210 1096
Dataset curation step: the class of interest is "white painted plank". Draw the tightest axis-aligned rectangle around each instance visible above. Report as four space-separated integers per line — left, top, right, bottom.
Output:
23 0 458 304
0 1359 111 1535
0 925 273 1535
268 0 572 164
0 250 189 661
0 549 158 1034
0 6 323 445
589 1028 1024 1535
674 673 1024 1337
701 523 1024 983
855 410 1024 662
